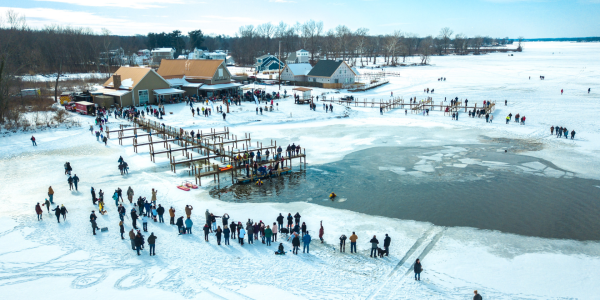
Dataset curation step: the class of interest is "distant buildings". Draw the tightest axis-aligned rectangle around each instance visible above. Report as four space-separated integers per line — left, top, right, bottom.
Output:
151 48 175 66
254 54 284 72
285 49 310 64
189 49 234 65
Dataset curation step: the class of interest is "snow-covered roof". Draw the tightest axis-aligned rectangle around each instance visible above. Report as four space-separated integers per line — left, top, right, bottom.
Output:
351 67 360 75
152 48 174 53
153 88 185 95
92 88 131 97
297 49 309 53
166 78 204 88
287 63 313 76
199 82 241 90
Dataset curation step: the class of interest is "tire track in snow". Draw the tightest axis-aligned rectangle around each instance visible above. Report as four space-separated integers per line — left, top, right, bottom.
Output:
403 228 446 277
365 226 439 300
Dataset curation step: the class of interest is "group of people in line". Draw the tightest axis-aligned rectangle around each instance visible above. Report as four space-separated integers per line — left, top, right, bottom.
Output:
551 126 576 139
505 113 526 125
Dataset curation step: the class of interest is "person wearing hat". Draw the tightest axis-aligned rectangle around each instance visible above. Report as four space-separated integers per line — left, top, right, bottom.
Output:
90 211 99 235
60 205 68 221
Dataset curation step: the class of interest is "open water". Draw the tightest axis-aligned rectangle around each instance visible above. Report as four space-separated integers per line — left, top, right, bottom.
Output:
210 145 600 241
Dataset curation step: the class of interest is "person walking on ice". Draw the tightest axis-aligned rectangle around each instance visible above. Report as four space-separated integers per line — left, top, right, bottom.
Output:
72 174 79 191
414 258 423 281
31 136 37 146
35 203 43 221
67 175 74 190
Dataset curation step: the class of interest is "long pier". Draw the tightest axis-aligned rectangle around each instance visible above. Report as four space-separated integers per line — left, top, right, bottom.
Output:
108 118 307 186
320 97 496 115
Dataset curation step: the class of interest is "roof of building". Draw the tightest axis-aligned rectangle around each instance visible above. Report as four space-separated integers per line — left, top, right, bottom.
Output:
199 82 241 91
157 59 226 80
292 87 312 91
286 63 312 76
103 67 154 90
307 60 344 77
153 88 185 95
297 49 309 53
92 88 131 97
256 54 272 60
152 48 174 53
286 53 297 62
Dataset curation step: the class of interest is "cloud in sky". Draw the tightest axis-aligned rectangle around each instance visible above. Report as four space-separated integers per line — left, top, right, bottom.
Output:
34 0 185 9
0 7 185 34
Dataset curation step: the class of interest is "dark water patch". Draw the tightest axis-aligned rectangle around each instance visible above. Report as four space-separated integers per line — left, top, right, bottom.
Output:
210 146 600 241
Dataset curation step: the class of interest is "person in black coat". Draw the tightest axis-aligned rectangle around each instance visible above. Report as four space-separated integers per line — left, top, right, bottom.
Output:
294 212 301 225
91 187 96 204
90 211 98 235
176 216 184 234
276 213 284 230
230 221 237 239
203 224 210 242
414 258 422 281
292 234 300 254
383 234 391 256
134 233 144 255
473 290 482 300
286 213 293 230
60 205 68 221
156 205 165 223
131 209 138 229
52 205 61 223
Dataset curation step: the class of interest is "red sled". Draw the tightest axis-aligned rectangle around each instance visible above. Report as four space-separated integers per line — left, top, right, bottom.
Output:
177 185 190 191
185 181 198 189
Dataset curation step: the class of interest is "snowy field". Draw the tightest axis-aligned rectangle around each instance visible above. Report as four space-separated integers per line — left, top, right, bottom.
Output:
1 42 600 300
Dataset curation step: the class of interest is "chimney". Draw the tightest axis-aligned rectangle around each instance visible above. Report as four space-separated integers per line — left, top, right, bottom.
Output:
113 75 122 89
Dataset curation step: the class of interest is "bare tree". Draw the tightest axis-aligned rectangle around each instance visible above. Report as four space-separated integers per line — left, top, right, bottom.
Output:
439 27 453 54
418 37 433 65
517 36 524 52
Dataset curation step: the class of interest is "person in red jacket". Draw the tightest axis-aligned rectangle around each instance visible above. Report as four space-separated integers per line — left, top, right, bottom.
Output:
35 203 43 221
319 221 324 243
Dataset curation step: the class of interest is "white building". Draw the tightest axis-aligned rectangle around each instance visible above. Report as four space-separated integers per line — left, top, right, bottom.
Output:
281 63 312 82
286 49 310 64
151 48 175 66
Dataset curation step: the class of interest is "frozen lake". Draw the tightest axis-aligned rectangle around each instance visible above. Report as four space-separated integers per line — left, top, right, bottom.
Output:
2 42 600 300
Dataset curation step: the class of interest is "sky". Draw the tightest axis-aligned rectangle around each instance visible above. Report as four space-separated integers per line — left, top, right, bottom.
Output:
0 0 598 38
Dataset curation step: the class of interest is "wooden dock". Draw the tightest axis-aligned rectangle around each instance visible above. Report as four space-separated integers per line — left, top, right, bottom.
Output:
112 118 307 186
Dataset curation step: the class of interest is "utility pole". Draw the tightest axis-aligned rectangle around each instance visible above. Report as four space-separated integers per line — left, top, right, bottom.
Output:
278 41 281 90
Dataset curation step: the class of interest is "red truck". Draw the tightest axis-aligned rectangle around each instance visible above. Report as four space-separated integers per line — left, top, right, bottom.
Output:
75 101 95 115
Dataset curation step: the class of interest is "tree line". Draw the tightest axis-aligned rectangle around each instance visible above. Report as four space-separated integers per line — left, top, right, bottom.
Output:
0 10 520 124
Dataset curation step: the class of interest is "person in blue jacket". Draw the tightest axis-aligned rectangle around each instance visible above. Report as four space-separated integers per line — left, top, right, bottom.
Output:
223 225 230 245
303 231 312 253
185 217 193 234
